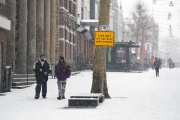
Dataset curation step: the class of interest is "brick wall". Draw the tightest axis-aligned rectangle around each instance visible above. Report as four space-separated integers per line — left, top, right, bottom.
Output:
0 28 7 87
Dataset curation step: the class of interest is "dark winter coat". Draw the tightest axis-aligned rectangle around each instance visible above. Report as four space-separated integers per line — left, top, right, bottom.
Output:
154 60 160 68
55 62 71 81
33 59 51 82
168 58 172 64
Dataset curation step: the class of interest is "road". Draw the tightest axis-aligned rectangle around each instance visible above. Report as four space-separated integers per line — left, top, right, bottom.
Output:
0 68 180 120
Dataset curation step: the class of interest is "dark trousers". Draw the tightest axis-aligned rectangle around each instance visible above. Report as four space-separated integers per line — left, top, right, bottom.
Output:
35 80 47 97
155 67 159 77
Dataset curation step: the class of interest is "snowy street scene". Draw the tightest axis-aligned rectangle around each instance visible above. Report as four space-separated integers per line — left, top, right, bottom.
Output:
1 0 180 120
1 69 180 120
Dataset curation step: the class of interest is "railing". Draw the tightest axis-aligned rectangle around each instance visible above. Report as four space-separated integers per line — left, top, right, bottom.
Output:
9 57 29 86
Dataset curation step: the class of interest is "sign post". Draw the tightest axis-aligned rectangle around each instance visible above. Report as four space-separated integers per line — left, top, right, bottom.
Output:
94 25 115 93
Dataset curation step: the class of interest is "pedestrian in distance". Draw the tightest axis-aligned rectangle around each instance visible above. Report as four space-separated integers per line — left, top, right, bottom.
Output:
55 56 71 100
33 54 51 99
167 57 173 69
159 58 162 69
154 57 160 77
151 58 155 70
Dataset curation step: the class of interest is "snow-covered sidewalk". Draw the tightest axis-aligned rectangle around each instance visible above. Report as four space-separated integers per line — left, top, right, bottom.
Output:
0 69 180 120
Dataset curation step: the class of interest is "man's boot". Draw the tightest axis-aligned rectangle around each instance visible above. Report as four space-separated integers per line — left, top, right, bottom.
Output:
35 95 39 99
57 96 62 100
62 95 65 99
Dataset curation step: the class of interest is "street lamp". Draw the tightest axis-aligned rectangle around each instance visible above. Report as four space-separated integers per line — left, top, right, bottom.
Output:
169 31 173 37
167 12 171 20
169 1 174 6
168 12 171 17
168 25 172 31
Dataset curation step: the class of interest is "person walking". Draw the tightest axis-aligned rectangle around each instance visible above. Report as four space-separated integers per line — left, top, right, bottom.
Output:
33 54 51 99
167 57 173 69
55 56 71 100
154 57 160 77
159 58 162 69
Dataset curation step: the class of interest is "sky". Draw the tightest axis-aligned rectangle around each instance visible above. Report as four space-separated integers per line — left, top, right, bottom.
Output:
119 0 180 38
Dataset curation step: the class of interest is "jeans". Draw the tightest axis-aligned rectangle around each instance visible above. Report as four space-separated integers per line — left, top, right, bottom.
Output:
57 80 67 97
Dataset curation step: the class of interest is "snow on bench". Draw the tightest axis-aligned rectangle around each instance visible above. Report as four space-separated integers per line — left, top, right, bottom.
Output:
71 71 81 76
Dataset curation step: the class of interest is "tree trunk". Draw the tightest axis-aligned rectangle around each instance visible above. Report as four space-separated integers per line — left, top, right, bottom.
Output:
91 0 111 98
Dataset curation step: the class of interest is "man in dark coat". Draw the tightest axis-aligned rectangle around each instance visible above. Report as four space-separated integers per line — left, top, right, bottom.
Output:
154 57 160 77
33 54 51 99
55 56 71 100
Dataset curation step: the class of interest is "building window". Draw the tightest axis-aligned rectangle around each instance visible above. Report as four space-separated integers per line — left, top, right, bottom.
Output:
0 0 5 5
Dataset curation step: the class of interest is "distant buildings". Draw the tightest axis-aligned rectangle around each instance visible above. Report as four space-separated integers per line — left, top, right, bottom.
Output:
1 0 125 77
123 18 159 60
59 0 77 66
158 37 180 67
111 0 123 42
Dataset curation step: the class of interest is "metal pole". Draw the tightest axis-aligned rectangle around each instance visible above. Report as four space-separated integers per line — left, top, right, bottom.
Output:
77 32 79 69
27 68 28 86
167 38 168 68
11 58 13 73
101 47 104 93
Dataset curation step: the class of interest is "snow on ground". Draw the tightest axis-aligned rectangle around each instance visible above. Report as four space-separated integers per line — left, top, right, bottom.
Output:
0 68 180 120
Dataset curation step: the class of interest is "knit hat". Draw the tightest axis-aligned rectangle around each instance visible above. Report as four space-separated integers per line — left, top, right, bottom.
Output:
59 56 64 60
59 56 64 62
40 54 44 58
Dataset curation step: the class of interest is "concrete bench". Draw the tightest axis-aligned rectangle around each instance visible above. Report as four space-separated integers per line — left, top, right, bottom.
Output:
68 93 104 107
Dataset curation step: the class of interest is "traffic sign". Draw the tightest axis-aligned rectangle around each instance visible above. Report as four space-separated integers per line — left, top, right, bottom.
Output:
100 25 110 31
94 31 115 47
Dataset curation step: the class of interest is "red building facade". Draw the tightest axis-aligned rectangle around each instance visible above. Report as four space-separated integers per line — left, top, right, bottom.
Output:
59 0 95 69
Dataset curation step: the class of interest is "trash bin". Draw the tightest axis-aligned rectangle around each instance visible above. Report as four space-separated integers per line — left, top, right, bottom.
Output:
5 66 12 92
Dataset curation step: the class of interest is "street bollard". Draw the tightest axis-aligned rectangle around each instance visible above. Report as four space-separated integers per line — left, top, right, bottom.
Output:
5 66 12 92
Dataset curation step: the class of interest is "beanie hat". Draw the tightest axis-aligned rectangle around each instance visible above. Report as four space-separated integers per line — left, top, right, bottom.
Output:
40 54 44 58
59 56 64 60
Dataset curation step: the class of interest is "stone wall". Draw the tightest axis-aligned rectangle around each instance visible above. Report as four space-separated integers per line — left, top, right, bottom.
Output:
6 0 58 74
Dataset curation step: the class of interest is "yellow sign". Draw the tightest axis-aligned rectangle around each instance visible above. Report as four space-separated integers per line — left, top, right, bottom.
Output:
94 31 115 47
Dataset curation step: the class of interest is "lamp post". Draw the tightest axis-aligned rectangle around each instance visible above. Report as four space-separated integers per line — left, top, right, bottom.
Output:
167 12 171 20
169 1 174 6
